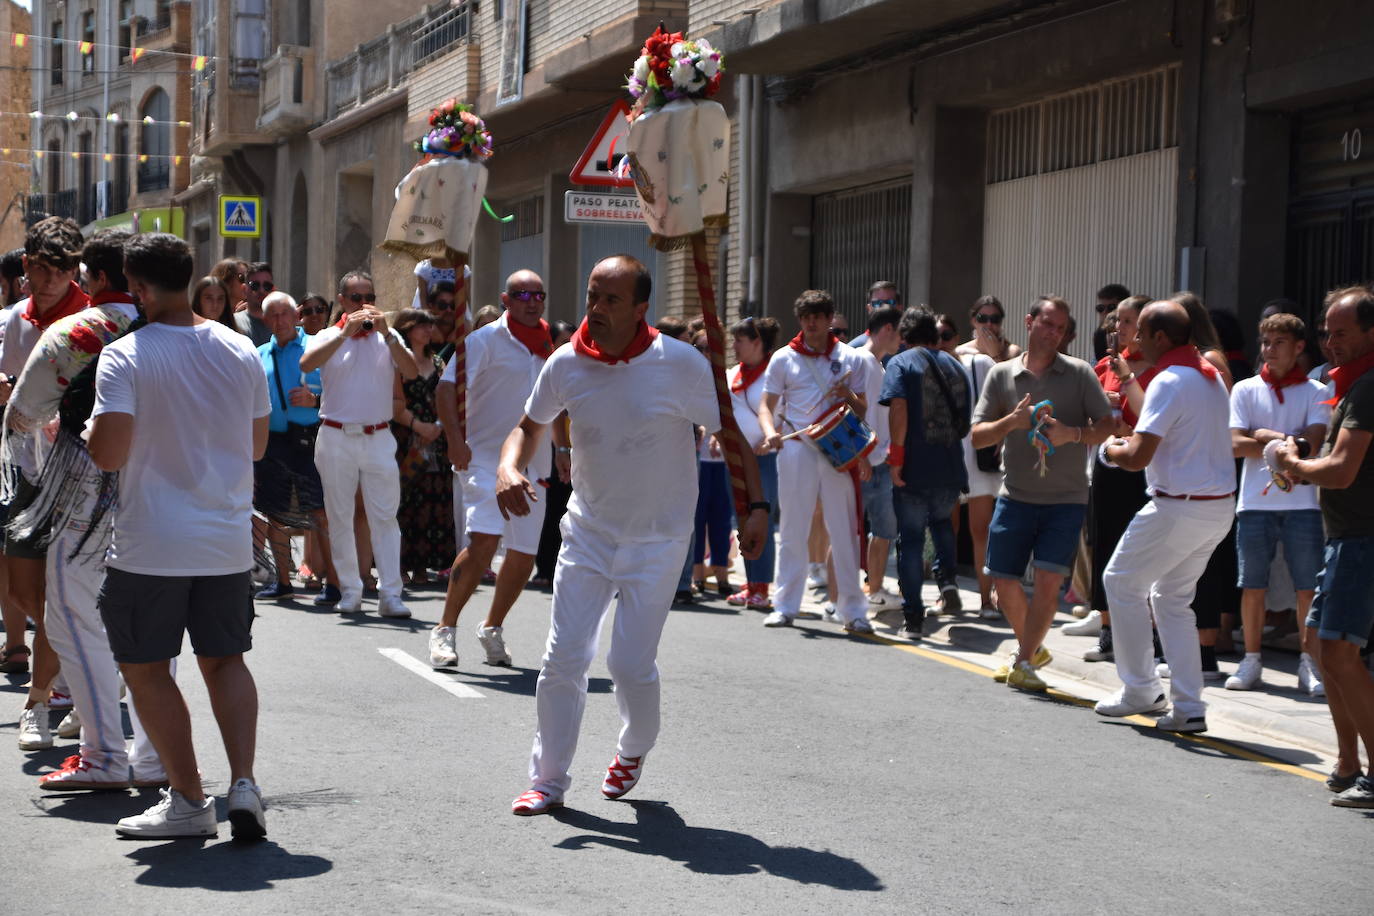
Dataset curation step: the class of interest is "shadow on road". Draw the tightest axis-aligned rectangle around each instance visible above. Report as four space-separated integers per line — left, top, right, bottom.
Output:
125 839 332 890
552 800 883 891
454 667 612 698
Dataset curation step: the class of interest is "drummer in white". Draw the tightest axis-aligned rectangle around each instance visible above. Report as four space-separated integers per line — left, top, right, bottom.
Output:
497 255 768 815
758 290 873 632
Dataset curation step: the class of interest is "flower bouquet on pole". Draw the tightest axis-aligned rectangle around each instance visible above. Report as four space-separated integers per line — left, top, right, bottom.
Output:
623 28 747 519
382 100 494 439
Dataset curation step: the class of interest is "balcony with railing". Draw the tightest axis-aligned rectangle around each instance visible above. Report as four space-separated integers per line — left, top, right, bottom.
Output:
258 44 317 136
132 0 190 57
325 1 472 123
25 190 77 227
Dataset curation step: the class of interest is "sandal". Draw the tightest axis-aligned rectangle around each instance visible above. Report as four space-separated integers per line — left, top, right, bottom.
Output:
0 645 31 674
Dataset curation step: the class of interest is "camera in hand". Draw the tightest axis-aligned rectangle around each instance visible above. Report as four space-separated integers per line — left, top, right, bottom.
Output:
1295 437 1312 460
361 319 374 332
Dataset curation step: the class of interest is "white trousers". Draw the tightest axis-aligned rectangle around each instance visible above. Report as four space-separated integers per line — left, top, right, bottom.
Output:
1103 496 1234 718
451 471 468 555
314 424 403 600
773 442 866 622
45 520 163 779
529 519 688 796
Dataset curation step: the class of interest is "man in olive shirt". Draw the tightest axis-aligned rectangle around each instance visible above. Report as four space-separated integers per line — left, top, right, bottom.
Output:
971 296 1115 692
1274 285 1374 809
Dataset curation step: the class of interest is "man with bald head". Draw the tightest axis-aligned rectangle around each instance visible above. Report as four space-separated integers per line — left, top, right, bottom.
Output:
432 269 559 669
1096 300 1235 733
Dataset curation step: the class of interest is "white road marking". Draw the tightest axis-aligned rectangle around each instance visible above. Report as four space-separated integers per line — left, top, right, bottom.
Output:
378 648 486 699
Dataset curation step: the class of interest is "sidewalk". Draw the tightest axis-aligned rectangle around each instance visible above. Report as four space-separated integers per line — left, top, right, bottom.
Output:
723 559 1342 773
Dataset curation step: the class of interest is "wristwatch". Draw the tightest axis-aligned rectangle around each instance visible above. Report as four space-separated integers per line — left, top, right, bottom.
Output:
748 501 771 513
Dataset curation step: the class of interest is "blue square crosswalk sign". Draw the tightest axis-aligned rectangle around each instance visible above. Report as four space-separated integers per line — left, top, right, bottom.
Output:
219 196 262 238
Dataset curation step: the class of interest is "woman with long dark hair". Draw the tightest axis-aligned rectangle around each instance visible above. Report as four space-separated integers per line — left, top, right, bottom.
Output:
724 315 781 609
190 276 235 329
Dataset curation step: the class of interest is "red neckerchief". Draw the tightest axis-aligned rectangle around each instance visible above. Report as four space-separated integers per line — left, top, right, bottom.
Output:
1325 348 1374 406
89 291 136 307
571 318 658 365
731 359 768 394
335 313 372 340
1148 344 1218 381
22 281 89 330
507 316 553 360
788 330 838 358
1260 362 1308 404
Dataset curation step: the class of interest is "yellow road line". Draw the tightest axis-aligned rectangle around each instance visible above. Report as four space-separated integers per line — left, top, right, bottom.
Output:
862 632 1326 783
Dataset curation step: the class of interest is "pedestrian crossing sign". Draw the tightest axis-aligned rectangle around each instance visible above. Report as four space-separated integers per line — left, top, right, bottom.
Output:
219 195 262 238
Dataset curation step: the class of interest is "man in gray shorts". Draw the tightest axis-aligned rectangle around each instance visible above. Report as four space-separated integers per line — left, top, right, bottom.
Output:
89 232 272 840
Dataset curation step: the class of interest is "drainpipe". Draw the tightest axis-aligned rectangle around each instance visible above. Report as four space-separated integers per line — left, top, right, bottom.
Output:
747 74 764 310
100 0 112 203
738 74 751 312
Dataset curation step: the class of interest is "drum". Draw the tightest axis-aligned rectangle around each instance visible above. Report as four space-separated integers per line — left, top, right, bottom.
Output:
802 403 877 472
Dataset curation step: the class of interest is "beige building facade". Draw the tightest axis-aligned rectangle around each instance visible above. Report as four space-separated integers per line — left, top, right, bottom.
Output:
0 0 33 253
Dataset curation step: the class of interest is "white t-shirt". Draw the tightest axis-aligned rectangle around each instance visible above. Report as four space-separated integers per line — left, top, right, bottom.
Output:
1229 374 1330 512
960 352 1000 477
524 333 720 542
854 347 889 464
761 341 868 432
0 300 43 377
441 311 550 478
307 325 404 425
1135 366 1234 498
728 361 768 450
410 261 470 310
93 321 271 575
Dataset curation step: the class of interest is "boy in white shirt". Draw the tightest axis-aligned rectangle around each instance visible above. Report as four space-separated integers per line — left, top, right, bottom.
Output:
90 232 272 840
1227 312 1330 693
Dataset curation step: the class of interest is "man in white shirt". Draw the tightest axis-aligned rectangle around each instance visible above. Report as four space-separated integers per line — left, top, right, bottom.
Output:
1227 312 1330 694
1096 300 1236 733
497 255 768 816
300 270 420 617
854 307 902 608
758 290 873 632
430 269 558 669
89 232 271 840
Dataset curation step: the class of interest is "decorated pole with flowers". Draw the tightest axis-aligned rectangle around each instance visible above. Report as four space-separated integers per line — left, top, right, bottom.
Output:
381 100 494 441
622 29 749 520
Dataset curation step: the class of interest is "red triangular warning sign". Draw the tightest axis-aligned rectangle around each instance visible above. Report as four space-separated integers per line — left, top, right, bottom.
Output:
570 100 634 188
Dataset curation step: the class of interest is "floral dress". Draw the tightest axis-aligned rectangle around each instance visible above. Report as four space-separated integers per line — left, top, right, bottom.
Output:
392 354 456 575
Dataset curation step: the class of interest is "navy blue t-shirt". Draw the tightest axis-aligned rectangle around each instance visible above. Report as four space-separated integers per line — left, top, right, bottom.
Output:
879 347 970 491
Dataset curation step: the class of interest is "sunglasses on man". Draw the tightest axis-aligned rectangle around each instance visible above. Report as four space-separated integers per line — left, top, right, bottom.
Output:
248 280 275 292
830 327 849 339
1095 302 1115 314
940 329 957 342
508 290 546 302
974 313 1003 325
870 298 898 308
299 305 328 316
346 292 377 304
429 300 456 311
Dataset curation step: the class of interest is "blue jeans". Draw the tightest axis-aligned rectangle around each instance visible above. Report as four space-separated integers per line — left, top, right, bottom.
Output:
735 452 778 584
693 461 733 566
894 485 962 616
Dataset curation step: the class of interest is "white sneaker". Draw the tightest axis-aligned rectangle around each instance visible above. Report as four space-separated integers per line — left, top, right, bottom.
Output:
429 626 458 668
979 606 1002 621
1063 610 1102 637
762 611 793 628
1070 604 1091 619
805 564 826 591
18 703 51 750
477 625 512 666
1225 654 1262 691
1156 710 1207 733
1298 653 1325 697
226 778 267 840
56 708 82 740
336 590 364 614
116 788 217 839
821 603 840 624
844 617 874 635
377 595 412 619
867 588 898 606
1156 661 1171 679
1094 689 1168 718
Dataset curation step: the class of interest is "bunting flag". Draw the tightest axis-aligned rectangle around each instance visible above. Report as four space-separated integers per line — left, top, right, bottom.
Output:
79 40 93 55
12 33 26 48
193 56 207 71
130 47 145 62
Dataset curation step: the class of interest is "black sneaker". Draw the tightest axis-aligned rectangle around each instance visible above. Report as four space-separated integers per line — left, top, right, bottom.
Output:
255 582 294 600
899 619 923 641
1084 626 1113 662
313 584 341 607
673 589 696 605
938 583 962 614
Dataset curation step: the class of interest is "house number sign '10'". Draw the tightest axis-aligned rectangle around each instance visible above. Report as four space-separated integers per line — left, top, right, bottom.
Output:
1342 128 1362 161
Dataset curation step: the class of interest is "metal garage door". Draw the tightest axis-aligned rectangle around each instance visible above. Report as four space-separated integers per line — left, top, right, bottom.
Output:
981 66 1180 362
811 178 912 333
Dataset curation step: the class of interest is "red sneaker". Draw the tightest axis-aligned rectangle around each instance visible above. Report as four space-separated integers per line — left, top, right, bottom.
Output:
725 587 752 606
511 788 563 816
601 753 645 799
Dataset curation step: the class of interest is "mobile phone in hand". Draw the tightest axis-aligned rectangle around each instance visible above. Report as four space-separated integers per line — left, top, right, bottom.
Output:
1107 331 1119 353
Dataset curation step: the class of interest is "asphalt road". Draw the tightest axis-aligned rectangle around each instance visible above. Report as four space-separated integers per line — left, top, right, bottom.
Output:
2 579 1369 914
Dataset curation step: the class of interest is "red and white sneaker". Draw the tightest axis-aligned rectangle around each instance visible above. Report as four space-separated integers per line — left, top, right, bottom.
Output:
48 691 73 711
745 592 772 610
511 788 563 816
725 588 752 607
39 754 130 791
601 753 645 799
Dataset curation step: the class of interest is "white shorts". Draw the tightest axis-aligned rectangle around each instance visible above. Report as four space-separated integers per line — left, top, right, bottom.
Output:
461 465 547 555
